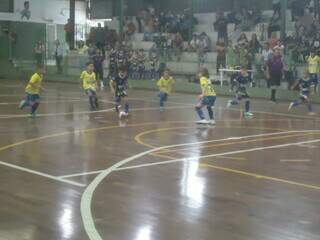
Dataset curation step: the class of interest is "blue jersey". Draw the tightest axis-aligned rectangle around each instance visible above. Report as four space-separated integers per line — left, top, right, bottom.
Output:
112 74 128 97
235 73 251 96
299 78 312 96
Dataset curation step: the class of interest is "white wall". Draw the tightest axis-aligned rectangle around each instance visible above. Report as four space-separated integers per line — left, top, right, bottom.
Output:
0 0 87 24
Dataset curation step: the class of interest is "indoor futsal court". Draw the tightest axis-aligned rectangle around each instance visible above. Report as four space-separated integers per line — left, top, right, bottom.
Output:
0 80 319 240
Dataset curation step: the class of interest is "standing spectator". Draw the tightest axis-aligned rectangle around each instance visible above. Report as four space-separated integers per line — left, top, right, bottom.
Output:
272 0 281 16
126 18 136 40
34 40 45 65
262 42 273 64
172 33 183 61
266 48 284 103
216 38 226 74
95 23 106 52
64 18 74 50
268 9 281 38
248 33 262 56
214 11 228 43
136 9 145 33
92 48 105 88
226 41 239 68
54 40 63 74
268 32 280 50
20 1 31 20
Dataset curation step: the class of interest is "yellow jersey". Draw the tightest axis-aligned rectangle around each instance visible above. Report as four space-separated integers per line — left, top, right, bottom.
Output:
307 55 320 74
80 71 97 90
200 77 215 96
157 76 176 94
25 73 43 94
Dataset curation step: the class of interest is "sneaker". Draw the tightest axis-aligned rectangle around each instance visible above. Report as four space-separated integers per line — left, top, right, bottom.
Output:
227 100 232 108
288 102 294 111
196 119 209 124
19 100 26 110
244 112 253 117
115 105 121 113
208 120 216 125
119 111 128 119
160 107 165 112
308 112 316 116
28 113 36 118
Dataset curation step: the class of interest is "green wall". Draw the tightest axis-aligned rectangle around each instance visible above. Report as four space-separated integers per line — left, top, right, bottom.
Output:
10 21 46 61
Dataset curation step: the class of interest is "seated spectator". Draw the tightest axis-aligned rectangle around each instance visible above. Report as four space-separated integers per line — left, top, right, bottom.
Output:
78 41 89 55
126 18 136 38
200 32 211 52
214 11 228 43
188 34 198 52
237 33 249 48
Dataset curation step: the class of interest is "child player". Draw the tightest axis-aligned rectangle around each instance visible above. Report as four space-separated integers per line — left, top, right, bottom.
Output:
19 64 46 118
288 70 316 115
195 67 216 125
227 66 253 117
80 62 99 111
109 65 130 119
157 68 176 111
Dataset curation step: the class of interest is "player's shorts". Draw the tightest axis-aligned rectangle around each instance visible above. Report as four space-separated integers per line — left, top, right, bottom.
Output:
115 89 128 103
26 93 40 103
201 96 216 107
85 88 97 96
236 87 250 100
158 91 168 101
300 91 310 100
309 73 318 86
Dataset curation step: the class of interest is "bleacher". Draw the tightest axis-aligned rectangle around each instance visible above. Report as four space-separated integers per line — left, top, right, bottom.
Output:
59 8 299 84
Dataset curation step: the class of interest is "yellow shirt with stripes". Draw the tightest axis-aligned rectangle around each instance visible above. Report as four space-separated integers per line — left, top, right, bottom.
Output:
25 73 43 94
307 55 320 74
157 76 176 94
80 71 97 90
200 76 216 96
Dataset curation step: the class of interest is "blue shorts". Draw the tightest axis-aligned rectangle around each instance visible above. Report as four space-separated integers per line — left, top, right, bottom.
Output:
300 91 310 100
26 93 40 103
309 73 318 86
158 92 168 101
200 96 216 107
85 89 97 96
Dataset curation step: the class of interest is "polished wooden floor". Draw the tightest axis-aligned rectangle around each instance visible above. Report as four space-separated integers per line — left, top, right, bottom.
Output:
0 80 319 240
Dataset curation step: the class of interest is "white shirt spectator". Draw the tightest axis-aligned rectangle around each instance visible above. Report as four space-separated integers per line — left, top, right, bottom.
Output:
262 49 273 62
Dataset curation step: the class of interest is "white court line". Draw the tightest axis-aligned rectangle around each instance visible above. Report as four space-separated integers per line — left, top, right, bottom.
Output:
93 139 320 174
0 105 192 119
81 135 320 240
0 108 115 119
61 129 319 178
0 99 84 105
60 130 318 179
0 160 85 187
280 159 312 163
